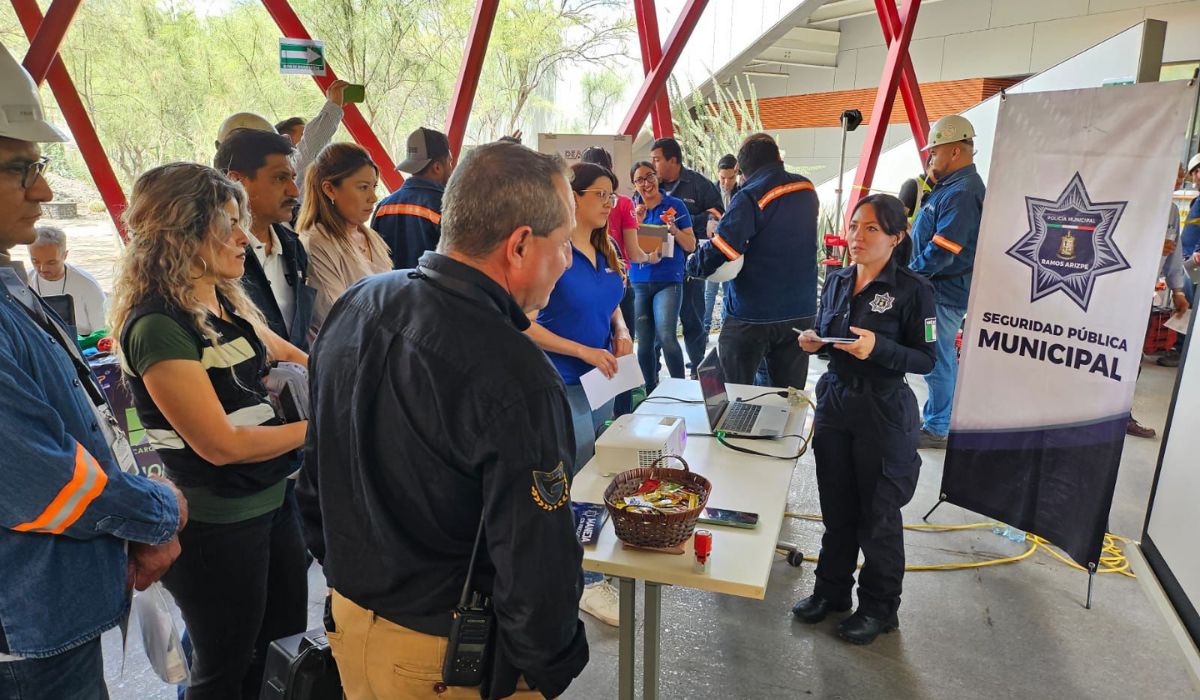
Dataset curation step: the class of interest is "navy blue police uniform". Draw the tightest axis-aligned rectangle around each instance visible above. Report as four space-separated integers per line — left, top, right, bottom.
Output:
810 256 936 623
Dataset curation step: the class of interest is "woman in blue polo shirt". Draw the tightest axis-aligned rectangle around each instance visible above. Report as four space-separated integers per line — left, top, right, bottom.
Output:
526 163 632 471
629 160 696 393
527 162 633 626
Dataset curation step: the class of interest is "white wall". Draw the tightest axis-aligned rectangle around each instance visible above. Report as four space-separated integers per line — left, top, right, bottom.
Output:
654 0 810 93
682 0 1200 179
824 0 1199 87
1146 311 1200 631
811 21 1164 208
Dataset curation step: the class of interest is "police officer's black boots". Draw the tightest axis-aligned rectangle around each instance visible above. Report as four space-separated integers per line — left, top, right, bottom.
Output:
791 595 851 624
836 610 899 644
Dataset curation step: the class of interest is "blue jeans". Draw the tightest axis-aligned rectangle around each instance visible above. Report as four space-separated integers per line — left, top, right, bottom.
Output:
565 383 614 476
702 281 721 336
566 383 613 587
633 282 684 393
0 638 108 700
613 286 636 417
922 303 967 437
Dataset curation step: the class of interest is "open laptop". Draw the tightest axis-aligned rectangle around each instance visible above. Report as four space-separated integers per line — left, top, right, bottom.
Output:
697 350 790 438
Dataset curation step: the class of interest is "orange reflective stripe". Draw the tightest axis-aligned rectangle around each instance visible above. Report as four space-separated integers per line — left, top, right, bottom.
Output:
14 444 109 534
932 234 963 255
375 204 441 224
756 181 814 210
710 234 741 261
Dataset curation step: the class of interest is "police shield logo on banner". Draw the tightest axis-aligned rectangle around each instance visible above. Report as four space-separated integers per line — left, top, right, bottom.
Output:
937 80 1197 567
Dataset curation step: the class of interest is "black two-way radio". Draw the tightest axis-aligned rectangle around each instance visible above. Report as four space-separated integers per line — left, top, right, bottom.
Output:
442 516 495 687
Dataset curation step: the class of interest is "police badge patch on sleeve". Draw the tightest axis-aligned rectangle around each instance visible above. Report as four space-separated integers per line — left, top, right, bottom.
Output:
532 462 570 511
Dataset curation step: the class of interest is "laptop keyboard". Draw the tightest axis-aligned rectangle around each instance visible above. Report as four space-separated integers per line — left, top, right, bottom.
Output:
722 402 762 434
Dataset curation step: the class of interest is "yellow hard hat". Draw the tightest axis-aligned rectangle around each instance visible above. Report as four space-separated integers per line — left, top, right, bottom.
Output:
922 114 975 151
0 45 67 143
216 112 274 146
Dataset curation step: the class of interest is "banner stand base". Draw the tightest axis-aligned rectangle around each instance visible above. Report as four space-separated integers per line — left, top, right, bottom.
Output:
1086 563 1097 610
922 495 947 522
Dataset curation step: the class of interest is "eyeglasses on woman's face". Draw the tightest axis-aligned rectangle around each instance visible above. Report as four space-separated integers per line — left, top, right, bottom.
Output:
577 189 617 206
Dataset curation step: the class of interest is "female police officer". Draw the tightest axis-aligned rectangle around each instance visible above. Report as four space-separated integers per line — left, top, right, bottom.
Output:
792 193 936 645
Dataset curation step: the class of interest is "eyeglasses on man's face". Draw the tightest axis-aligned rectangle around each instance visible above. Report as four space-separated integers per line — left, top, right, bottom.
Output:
0 156 49 189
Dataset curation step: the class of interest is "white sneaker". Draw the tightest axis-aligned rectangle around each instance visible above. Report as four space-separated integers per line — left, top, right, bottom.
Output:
580 580 621 626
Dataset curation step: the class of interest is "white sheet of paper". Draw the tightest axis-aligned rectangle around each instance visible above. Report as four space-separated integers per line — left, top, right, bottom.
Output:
580 354 643 410
1165 309 1190 335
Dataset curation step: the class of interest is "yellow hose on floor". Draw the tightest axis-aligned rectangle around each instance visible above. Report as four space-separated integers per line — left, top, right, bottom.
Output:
778 513 1135 577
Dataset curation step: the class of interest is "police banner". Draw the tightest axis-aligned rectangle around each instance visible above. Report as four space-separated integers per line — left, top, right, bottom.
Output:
941 80 1197 566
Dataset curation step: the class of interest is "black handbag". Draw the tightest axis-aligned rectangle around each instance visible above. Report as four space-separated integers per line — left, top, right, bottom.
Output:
259 627 342 700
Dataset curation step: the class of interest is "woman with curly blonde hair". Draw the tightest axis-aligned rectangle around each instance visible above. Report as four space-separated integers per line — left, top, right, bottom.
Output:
109 162 308 699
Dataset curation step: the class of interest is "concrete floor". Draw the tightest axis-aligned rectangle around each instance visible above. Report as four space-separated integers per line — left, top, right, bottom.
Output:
102 353 1199 699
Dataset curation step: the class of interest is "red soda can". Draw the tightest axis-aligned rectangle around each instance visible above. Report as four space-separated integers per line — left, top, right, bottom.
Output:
694 529 713 565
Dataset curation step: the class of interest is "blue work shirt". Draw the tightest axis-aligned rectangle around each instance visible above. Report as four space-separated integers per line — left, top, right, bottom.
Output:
628 192 693 284
537 244 626 384
686 163 819 321
371 175 444 270
909 163 987 308
0 264 179 657
1181 195 1200 258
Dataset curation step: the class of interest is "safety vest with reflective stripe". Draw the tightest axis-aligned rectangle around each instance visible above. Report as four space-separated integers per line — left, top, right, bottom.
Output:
372 176 446 270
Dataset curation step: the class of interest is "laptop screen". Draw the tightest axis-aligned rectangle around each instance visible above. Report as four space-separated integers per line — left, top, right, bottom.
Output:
697 350 728 430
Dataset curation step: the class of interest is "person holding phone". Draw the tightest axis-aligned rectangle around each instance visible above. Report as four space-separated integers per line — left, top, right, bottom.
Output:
629 160 696 393
792 194 936 645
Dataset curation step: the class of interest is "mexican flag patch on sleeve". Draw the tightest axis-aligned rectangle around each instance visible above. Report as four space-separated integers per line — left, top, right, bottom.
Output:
924 318 937 343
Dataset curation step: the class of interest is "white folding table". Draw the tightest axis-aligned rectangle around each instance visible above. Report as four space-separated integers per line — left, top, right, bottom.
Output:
572 378 809 699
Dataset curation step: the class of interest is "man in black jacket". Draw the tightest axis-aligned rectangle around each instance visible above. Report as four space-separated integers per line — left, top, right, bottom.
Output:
651 137 724 375
298 142 588 699
215 129 315 351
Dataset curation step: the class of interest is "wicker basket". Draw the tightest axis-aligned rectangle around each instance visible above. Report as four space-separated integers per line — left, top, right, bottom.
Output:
603 455 712 549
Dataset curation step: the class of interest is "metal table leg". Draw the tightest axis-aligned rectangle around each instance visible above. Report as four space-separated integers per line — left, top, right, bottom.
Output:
618 577 636 700
644 582 662 700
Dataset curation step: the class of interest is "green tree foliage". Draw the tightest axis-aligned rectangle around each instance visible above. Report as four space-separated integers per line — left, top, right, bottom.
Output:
0 0 631 189
577 69 624 132
668 75 764 178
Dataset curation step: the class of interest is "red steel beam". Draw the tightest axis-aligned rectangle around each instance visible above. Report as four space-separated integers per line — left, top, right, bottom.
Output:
875 0 929 150
445 0 501 160
260 0 403 191
12 0 128 240
843 0 922 230
620 0 709 136
20 0 81 85
633 0 674 139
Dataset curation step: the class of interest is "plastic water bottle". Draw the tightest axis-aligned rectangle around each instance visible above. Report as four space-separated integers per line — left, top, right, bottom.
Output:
992 524 1026 543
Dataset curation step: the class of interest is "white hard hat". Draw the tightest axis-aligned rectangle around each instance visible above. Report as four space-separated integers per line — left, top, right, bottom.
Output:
1188 153 1200 175
216 112 274 145
0 44 67 143
922 114 975 151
